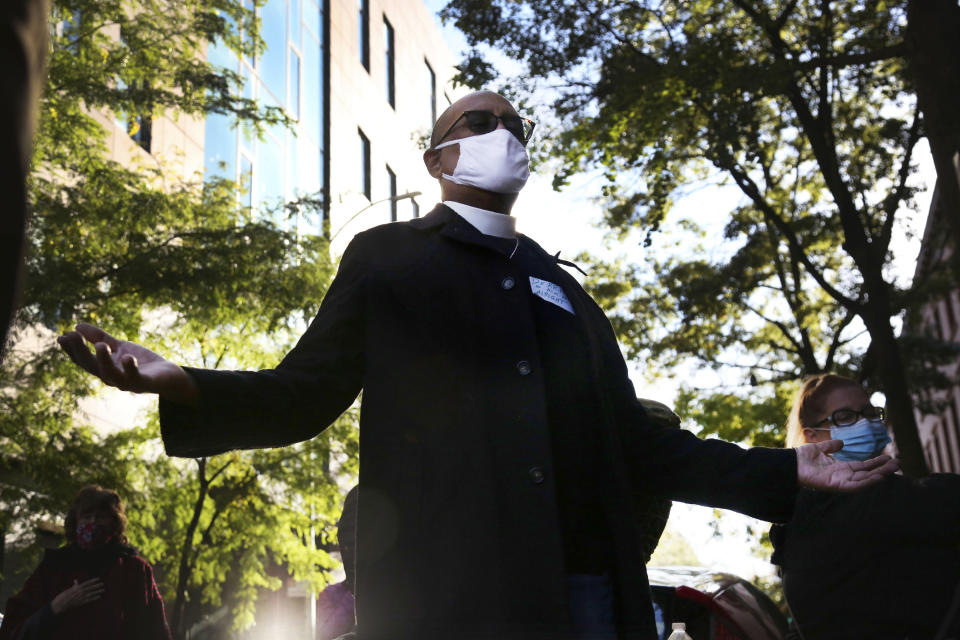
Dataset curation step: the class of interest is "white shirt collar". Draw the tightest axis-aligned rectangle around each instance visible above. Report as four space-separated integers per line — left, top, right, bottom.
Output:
443 200 516 239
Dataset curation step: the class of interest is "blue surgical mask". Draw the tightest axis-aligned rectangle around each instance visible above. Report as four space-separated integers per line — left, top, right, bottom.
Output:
830 418 891 462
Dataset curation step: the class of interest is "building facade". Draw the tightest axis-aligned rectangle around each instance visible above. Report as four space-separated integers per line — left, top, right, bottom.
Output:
910 177 960 474
199 0 460 255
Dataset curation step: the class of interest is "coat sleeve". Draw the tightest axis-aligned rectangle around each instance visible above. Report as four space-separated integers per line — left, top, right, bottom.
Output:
126 558 172 640
159 235 369 457
0 562 58 640
576 282 797 523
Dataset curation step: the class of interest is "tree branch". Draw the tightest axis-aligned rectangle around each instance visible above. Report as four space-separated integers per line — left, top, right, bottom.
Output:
879 108 922 255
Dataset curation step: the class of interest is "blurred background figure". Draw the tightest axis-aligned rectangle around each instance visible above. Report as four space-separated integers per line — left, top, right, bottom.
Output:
317 486 358 640
771 373 960 640
0 0 48 361
0 485 172 640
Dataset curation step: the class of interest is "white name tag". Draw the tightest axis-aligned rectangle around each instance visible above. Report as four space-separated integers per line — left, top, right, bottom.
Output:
530 277 575 314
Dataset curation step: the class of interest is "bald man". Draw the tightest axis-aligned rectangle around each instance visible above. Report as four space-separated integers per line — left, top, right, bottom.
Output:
59 91 897 640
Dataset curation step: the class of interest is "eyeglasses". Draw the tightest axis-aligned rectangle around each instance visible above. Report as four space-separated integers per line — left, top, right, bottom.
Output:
812 405 886 428
434 110 536 147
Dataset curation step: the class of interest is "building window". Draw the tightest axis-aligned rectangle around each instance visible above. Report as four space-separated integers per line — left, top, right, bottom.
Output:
289 47 301 118
243 0 256 68
128 115 152 153
411 197 419 218
359 128 371 199
241 153 254 209
358 0 369 71
386 164 397 221
384 16 395 108
425 59 436 125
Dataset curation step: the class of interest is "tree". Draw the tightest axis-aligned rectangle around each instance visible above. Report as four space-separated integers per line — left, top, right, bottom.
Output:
2 0 354 633
906 0 960 269
442 0 943 475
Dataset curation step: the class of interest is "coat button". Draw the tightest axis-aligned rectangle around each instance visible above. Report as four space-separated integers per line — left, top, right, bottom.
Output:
516 360 531 375
528 466 545 484
501 276 516 290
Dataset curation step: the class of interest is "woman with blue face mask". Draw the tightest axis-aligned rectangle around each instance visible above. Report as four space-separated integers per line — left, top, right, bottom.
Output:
769 374 960 640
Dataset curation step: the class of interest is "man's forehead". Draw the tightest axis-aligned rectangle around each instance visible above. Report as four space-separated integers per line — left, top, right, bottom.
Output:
452 91 517 114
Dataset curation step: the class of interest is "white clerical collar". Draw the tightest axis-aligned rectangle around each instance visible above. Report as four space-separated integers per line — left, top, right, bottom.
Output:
443 200 516 239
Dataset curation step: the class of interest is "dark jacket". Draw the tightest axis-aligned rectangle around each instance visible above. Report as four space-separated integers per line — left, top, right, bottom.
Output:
770 473 960 640
0 543 171 640
160 204 797 640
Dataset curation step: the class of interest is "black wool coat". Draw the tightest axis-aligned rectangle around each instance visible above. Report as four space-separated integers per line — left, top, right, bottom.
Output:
771 473 960 640
160 204 797 640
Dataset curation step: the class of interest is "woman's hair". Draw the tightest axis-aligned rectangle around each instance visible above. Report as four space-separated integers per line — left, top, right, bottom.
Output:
64 485 128 545
785 374 864 448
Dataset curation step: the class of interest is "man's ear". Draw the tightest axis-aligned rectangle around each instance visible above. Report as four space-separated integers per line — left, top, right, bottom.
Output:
423 148 442 179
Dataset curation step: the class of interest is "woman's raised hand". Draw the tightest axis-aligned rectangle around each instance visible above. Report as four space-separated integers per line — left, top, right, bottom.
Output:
57 323 198 404
50 578 105 615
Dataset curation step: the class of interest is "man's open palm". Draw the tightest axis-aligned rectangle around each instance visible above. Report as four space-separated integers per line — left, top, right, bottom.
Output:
57 323 197 403
796 439 899 491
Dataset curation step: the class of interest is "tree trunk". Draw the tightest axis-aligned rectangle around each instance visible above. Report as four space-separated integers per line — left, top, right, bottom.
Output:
862 305 930 478
907 0 960 266
171 459 209 640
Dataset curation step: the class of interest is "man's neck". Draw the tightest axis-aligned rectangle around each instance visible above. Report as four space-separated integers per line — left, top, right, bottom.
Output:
440 182 517 215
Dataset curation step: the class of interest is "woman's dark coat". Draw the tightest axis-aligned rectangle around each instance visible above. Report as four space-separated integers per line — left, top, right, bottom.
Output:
160 204 797 640
771 473 960 639
0 543 171 640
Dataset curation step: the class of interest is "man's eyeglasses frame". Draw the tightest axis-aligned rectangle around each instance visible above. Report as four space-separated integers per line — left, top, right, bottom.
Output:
434 110 536 147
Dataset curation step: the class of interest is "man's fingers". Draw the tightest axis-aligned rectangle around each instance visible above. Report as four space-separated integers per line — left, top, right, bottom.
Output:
94 342 124 386
121 354 142 388
75 323 120 350
58 332 102 376
817 439 843 455
847 454 895 472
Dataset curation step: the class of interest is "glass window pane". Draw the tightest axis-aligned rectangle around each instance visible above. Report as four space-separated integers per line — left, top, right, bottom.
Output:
204 112 237 180
297 141 323 233
243 0 256 67
384 17 394 108
304 0 321 40
386 165 397 221
290 0 301 47
207 38 236 73
257 122 286 218
241 153 254 209
301 33 321 144
260 0 287 103
359 129 370 199
358 0 369 70
289 47 301 118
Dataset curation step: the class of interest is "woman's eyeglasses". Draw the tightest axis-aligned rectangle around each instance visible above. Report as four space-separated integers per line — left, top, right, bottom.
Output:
435 110 536 147
812 405 886 428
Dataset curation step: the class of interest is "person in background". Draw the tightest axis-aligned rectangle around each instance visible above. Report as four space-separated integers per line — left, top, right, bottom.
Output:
771 373 960 640
0 485 172 640
317 486 358 640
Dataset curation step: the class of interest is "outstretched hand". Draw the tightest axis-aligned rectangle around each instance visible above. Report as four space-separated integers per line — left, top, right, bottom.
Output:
796 439 899 491
57 323 198 404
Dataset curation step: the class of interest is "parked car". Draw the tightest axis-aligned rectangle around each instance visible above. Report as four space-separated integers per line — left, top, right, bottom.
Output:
648 566 789 640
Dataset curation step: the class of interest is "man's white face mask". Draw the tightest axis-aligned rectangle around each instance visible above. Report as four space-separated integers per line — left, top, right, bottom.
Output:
433 128 531 194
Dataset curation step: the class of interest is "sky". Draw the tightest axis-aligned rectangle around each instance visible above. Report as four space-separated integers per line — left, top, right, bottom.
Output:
420 0 936 580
